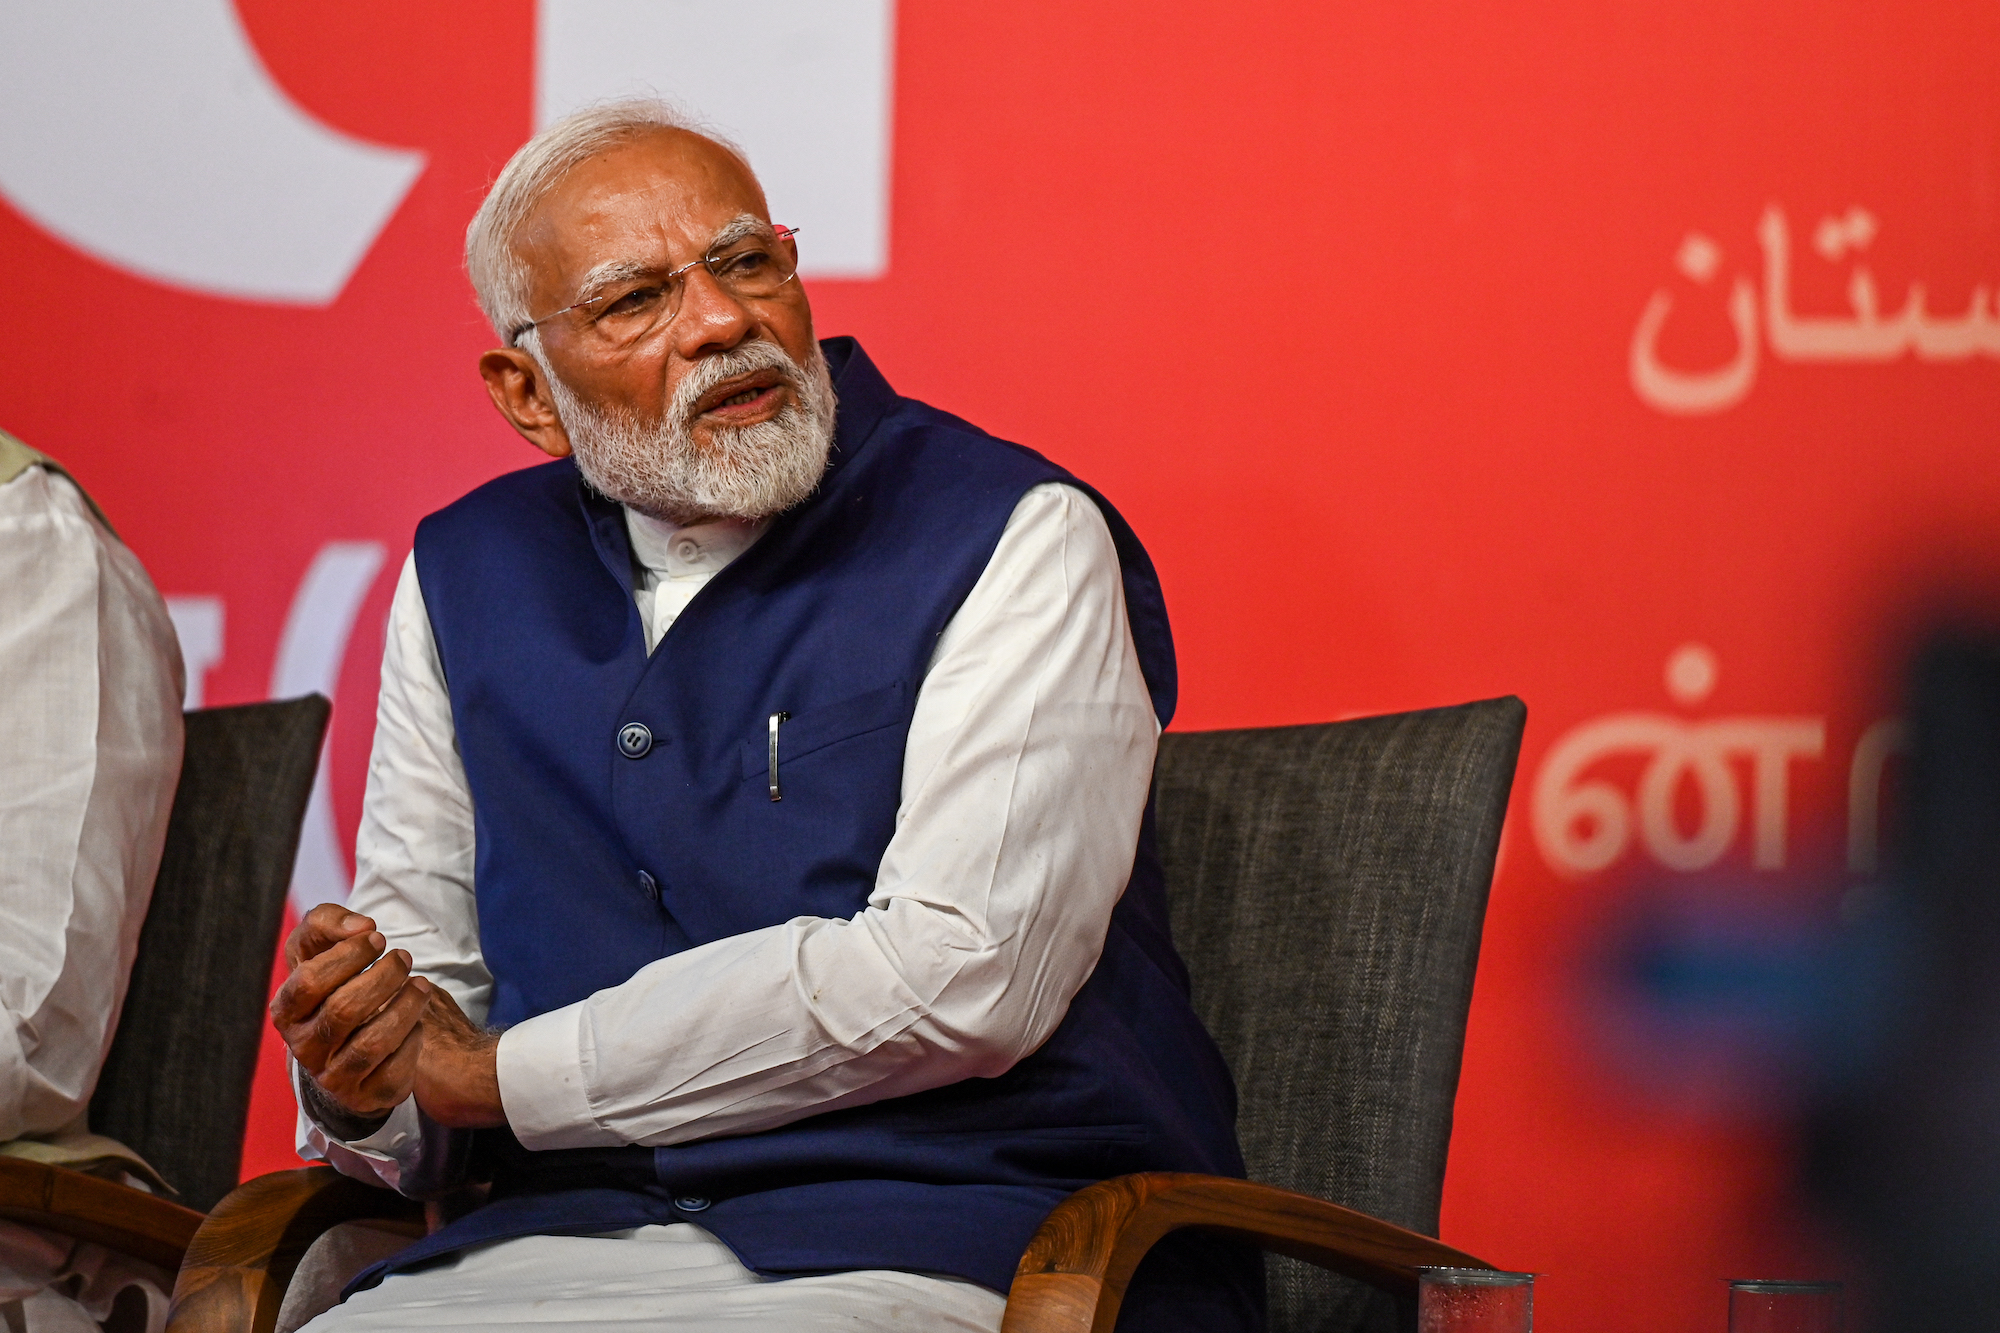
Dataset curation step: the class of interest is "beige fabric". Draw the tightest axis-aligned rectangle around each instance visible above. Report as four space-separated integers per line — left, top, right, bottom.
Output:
0 1117 171 1196
0 432 116 538
0 429 42 486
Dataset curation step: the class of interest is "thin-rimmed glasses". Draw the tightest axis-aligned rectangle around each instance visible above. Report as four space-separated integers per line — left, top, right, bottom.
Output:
508 222 801 349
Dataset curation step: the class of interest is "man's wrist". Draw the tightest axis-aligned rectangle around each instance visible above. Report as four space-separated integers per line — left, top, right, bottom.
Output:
299 1069 395 1142
495 1005 604 1150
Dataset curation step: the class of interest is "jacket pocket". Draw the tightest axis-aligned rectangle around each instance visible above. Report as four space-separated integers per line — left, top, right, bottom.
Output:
740 679 911 783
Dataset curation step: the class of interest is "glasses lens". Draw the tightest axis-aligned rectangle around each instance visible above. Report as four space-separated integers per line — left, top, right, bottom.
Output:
562 230 797 349
587 280 677 347
708 235 798 300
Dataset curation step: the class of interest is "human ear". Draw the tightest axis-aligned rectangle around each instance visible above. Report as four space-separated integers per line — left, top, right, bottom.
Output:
478 348 573 459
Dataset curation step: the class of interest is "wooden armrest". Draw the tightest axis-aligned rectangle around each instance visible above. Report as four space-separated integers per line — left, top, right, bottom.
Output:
1000 1172 1493 1333
0 1155 205 1270
166 1166 422 1333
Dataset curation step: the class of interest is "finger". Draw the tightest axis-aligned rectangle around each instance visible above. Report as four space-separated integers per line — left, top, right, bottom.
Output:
285 904 375 969
325 978 429 1105
285 947 413 1073
286 904 377 970
318 948 414 1035
315 979 432 1112
272 932 382 1035
271 931 389 1029
354 1023 426 1110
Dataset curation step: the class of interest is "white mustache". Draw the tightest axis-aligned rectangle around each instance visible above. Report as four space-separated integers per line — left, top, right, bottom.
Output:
669 341 802 432
549 337 837 525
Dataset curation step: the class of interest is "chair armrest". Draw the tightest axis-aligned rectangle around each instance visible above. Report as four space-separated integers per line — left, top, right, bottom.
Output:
1000 1172 1493 1333
166 1166 422 1333
0 1155 205 1270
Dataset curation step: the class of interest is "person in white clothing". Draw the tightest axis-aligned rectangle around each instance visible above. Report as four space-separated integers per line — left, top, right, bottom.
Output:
0 430 186 1333
271 99 1255 1333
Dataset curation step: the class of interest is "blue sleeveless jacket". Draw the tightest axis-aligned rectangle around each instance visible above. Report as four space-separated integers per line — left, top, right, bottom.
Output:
364 340 1261 1328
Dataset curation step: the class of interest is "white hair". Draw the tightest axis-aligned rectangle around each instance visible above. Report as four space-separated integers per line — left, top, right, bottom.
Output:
465 97 748 343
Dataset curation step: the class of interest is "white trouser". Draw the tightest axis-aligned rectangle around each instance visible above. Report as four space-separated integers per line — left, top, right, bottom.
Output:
295 1223 1007 1333
0 1222 171 1333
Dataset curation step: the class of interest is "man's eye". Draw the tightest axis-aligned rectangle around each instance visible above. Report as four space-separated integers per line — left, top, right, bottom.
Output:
716 249 772 278
599 285 667 320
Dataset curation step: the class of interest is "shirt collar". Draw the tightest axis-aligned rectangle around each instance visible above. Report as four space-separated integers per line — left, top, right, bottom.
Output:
624 507 769 579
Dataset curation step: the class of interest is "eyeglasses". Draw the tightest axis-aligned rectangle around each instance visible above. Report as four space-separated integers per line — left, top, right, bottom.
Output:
508 223 801 348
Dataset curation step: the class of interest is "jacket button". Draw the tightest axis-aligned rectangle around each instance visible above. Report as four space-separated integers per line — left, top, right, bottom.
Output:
617 722 653 758
637 871 658 903
673 1195 711 1212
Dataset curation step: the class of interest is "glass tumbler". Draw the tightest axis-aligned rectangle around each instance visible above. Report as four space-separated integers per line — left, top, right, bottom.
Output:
1416 1267 1534 1333
1727 1280 1841 1333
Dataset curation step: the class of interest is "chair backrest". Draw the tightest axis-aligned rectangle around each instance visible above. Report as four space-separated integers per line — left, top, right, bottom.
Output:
1154 697 1525 1333
90 695 331 1212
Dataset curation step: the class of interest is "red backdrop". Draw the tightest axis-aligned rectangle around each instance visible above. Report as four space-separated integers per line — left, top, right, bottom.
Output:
8 3 2000 1328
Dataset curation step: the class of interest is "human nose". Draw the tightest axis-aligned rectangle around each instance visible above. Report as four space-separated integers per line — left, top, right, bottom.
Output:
668 262 756 359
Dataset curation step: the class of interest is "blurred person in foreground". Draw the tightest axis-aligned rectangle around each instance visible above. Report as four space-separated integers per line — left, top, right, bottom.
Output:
271 100 1257 1332
0 430 186 1332
1808 632 2000 1333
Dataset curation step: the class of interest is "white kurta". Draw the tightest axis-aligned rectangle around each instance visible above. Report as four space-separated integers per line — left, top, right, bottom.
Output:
298 482 1159 1331
0 461 186 1333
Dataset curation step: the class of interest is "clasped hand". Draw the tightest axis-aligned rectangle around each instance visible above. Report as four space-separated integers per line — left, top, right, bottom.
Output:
269 903 506 1130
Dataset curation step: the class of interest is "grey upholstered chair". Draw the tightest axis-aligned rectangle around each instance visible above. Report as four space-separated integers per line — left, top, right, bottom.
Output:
1162 697 1524 1331
164 697 1524 1333
0 696 331 1267
94 695 334 1209
1002 696 1526 1333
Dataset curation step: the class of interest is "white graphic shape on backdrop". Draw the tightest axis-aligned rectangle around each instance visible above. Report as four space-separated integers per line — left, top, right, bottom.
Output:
1631 204 2000 414
1534 713 1825 874
1534 649 1829 875
0 2 425 303
537 0 893 277
165 596 226 709
272 543 386 914
1663 642 1718 706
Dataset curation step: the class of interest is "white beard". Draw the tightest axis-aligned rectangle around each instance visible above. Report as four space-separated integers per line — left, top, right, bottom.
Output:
549 339 837 525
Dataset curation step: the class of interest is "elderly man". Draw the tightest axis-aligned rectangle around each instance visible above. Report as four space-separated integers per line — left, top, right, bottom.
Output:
273 100 1258 1332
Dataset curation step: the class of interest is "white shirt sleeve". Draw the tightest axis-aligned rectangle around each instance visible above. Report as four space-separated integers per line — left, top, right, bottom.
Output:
347 557 490 1021
305 481 1157 1171
0 465 184 1143
294 553 482 1185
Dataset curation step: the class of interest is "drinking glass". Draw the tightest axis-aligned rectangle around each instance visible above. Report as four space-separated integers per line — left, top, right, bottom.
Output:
1417 1267 1534 1333
1727 1280 1841 1333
